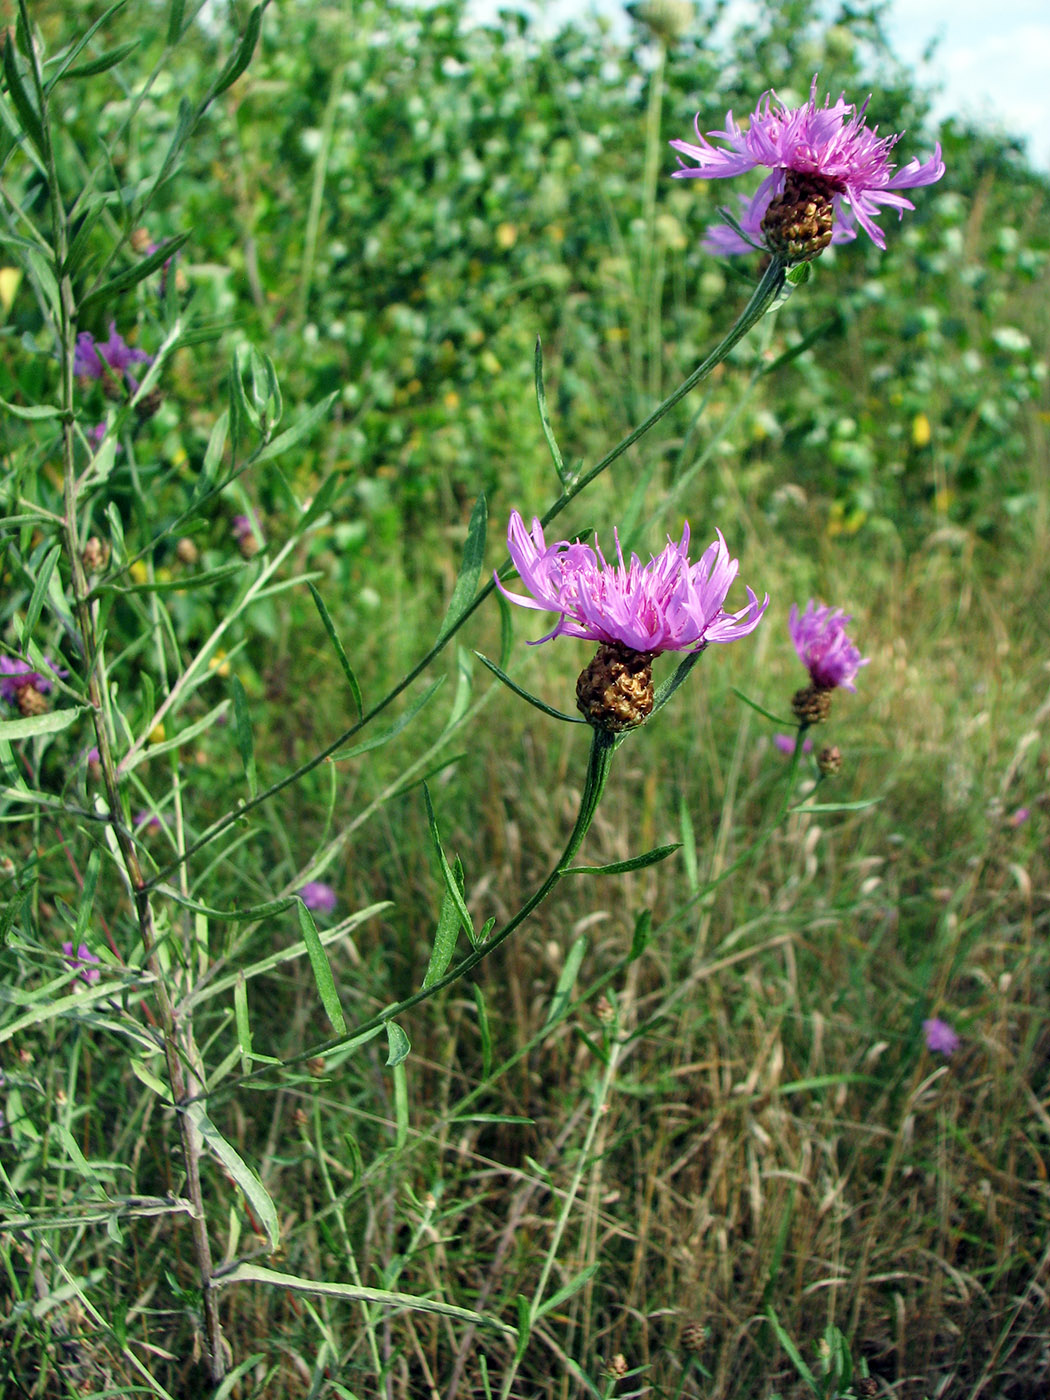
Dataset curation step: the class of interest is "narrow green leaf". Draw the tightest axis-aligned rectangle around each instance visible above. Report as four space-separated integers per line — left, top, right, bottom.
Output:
308 583 363 719
513 1296 531 1363
731 687 795 726
330 676 444 762
535 1262 601 1320
62 39 139 80
497 589 513 669
564 843 680 876
212 1263 516 1334
789 798 881 815
231 675 257 798
422 856 464 989
198 408 229 492
392 1057 409 1148
474 651 584 724
184 1102 279 1251
436 492 486 641
91 562 243 598
0 707 83 741
252 391 337 466
234 973 252 1076
385 1021 411 1068
104 502 125 565
151 885 298 923
212 1353 265 1400
650 649 703 718
422 784 474 944
123 701 230 771
473 985 492 1079
297 469 341 532
0 398 62 420
21 543 60 651
73 847 102 944
167 0 187 45
297 900 346 1036
62 205 106 279
3 35 47 158
765 1304 818 1393
207 3 263 102
80 232 189 318
543 934 586 1028
42 0 127 89
534 337 568 482
760 317 839 377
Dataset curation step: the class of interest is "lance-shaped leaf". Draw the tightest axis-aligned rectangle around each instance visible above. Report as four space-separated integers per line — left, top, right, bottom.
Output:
308 583 363 719
563 843 680 876
297 899 346 1036
79 232 190 318
436 493 486 642
183 1101 279 1250
535 338 569 484
474 651 584 724
422 855 466 989
231 675 257 797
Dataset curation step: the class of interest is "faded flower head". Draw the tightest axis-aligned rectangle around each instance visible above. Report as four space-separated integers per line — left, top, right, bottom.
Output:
0 655 66 704
789 601 868 692
923 1017 959 1056
232 511 263 558
671 77 945 256
299 880 337 916
74 321 152 388
62 941 101 986
497 511 768 655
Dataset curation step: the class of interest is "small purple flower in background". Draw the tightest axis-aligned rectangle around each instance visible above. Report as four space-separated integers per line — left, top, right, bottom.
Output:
0 655 66 703
670 77 945 256
789 601 868 692
497 511 768 653
74 322 152 390
923 1017 959 1057
134 809 165 834
232 511 263 559
773 732 814 756
1008 807 1031 828
62 941 101 986
299 881 337 916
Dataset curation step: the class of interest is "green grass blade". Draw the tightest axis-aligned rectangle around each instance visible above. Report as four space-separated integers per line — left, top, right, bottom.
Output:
297 899 346 1036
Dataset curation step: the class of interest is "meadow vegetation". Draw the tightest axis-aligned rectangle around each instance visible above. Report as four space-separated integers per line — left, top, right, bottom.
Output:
1 0 1048 1396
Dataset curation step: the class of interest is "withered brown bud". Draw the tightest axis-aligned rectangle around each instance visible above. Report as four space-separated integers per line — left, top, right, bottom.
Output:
306 1056 326 1077
17 684 48 717
681 1320 708 1354
175 537 200 566
791 684 833 726
135 387 163 420
817 744 842 776
608 1353 628 1379
576 643 654 734
761 171 836 264
855 1379 878 1398
595 994 615 1025
82 536 109 573
130 227 152 253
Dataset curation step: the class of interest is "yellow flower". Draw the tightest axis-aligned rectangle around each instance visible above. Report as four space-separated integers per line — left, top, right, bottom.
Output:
911 412 932 448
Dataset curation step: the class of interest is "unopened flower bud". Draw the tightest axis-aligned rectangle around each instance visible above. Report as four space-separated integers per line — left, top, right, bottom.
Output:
175 537 199 566
306 1056 326 1077
761 171 836 264
817 744 842 776
607 1353 628 1379
595 994 615 1024
82 536 109 573
576 643 654 734
630 0 694 44
130 227 152 253
791 684 833 726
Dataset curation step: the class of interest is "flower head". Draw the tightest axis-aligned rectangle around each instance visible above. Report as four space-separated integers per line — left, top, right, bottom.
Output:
74 322 152 387
773 732 814 756
789 601 868 692
671 77 945 254
923 1017 959 1056
62 941 101 986
299 881 337 916
0 655 66 704
497 511 768 654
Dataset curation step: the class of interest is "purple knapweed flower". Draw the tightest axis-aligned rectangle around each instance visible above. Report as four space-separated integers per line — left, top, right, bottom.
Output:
670 77 945 252
497 511 768 653
299 881 337 916
62 941 101 986
0 655 66 703
74 322 152 389
773 732 814 756
923 1017 959 1056
1008 807 1031 828
701 188 860 257
789 601 868 692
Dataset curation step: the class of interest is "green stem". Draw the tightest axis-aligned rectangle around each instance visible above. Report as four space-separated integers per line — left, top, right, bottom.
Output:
147 260 786 887
212 728 617 1094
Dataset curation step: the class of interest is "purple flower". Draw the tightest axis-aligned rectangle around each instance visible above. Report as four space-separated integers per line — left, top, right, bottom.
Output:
134 809 165 834
788 601 868 692
670 77 945 251
299 881 337 915
1008 807 1031 828
74 322 152 388
701 189 859 257
0 655 66 703
773 732 814 756
497 512 768 653
923 1017 959 1056
62 941 101 986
